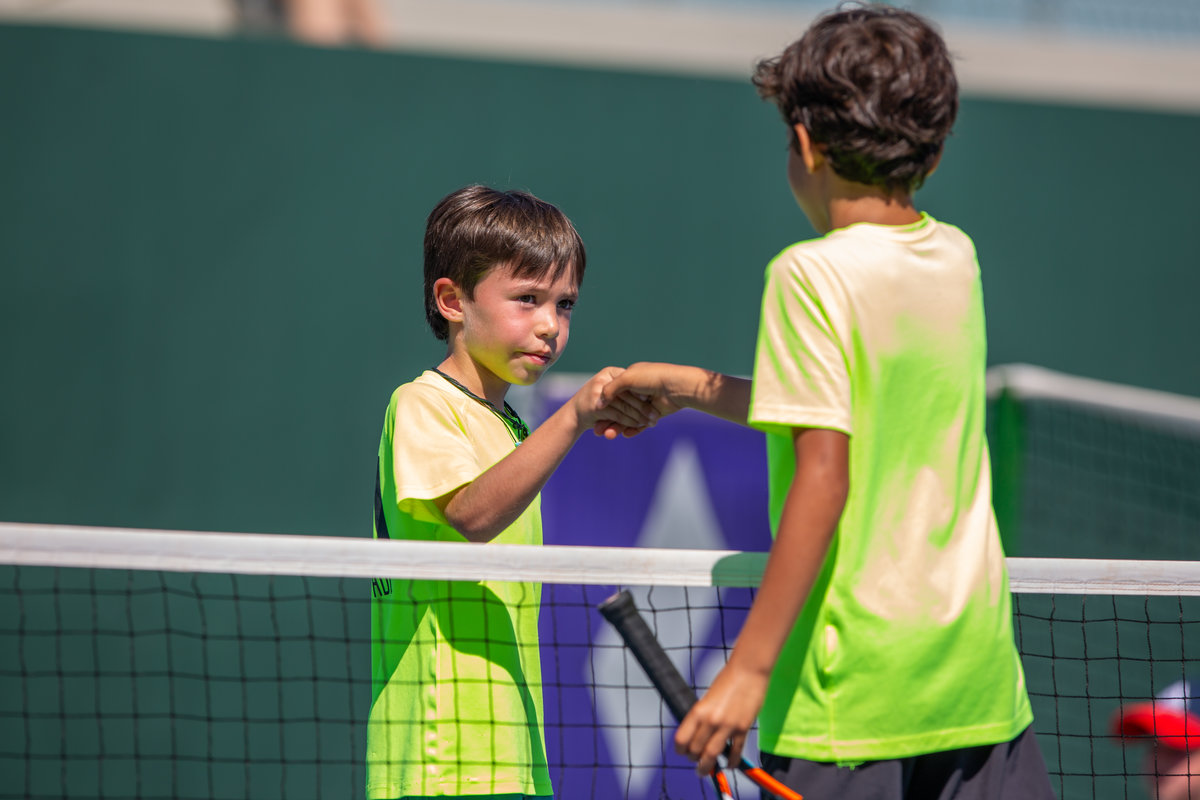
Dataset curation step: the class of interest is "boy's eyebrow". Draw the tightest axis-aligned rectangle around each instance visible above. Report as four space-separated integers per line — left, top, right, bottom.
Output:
509 276 580 298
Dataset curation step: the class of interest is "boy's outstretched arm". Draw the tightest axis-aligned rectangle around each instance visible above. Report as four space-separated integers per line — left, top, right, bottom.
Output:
600 362 753 427
676 426 849 775
436 367 654 543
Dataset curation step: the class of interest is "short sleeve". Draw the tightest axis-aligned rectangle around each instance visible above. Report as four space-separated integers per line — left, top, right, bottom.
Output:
749 247 853 435
389 383 482 523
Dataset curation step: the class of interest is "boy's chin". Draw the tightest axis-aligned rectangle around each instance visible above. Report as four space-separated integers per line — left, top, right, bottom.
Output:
511 370 547 387
508 361 553 386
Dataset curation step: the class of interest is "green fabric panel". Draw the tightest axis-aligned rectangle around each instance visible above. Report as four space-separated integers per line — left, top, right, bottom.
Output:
2 23 1198 543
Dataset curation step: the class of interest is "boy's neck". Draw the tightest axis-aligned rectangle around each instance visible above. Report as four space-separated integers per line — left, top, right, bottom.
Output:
436 355 509 408
825 185 922 233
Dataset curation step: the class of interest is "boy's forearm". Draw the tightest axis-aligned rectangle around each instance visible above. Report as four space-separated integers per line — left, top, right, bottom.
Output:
727 428 848 677
611 363 752 426
439 401 585 543
686 370 753 426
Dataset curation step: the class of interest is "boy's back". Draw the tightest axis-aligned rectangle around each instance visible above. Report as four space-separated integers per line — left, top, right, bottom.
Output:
601 11 1054 791
751 215 1031 761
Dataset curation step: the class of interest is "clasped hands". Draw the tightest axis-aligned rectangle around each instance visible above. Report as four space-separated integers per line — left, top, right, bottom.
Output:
590 362 689 440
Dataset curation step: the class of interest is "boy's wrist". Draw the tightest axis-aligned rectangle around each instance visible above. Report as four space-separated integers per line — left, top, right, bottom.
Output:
685 367 718 409
644 363 705 410
726 648 775 681
545 392 588 439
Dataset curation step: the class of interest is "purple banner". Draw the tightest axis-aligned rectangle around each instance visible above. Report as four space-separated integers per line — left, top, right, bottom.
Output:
532 381 773 799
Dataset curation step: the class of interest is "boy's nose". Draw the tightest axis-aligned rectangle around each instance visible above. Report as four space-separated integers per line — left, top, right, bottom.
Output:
535 308 559 339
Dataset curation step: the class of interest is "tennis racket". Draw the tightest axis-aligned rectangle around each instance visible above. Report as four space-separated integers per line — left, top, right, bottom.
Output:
597 589 803 800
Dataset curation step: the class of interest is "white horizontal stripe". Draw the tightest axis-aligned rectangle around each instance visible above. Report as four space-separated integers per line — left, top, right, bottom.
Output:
0 522 766 587
987 363 1200 431
1008 556 1200 596
3 522 1199 595
0 0 1197 112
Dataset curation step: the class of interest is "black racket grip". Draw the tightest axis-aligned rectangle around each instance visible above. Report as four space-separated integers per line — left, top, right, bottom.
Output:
598 590 698 723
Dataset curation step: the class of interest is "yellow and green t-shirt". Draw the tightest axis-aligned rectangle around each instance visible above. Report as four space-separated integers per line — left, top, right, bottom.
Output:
749 215 1033 764
367 371 552 799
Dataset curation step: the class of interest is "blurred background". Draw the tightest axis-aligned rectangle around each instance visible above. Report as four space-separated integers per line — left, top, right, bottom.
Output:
1 0 1198 548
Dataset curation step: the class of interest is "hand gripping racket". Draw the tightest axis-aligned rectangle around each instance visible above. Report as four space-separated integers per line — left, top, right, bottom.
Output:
598 590 802 800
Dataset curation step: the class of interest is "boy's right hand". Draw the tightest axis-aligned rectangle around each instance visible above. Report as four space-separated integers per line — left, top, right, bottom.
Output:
573 366 660 439
597 362 751 435
600 362 701 414
588 362 694 439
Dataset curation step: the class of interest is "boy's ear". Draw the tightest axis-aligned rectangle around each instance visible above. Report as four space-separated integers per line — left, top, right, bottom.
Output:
433 277 465 325
793 124 823 174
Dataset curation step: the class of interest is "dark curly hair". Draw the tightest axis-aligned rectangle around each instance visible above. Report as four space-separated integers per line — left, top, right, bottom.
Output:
752 3 958 195
423 185 586 341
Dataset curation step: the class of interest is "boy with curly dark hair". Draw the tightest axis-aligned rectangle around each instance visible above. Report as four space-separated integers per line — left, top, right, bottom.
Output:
602 5 1055 797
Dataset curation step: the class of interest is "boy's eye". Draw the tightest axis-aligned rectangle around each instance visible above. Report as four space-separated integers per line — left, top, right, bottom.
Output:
558 298 576 312
517 294 537 304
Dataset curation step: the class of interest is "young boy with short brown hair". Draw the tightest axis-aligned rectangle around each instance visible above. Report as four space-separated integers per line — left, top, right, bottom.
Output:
368 185 650 800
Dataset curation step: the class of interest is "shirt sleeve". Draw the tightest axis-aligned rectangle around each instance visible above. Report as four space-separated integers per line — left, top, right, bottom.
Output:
389 383 482 524
749 246 853 435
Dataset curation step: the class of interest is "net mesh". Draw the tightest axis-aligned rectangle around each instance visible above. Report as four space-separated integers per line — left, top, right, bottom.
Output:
988 365 1200 561
1015 592 1200 799
3 523 1200 800
3 567 361 799
1018 406 1200 559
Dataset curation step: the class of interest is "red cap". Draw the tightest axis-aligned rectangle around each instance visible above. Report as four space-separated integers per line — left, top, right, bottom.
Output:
1113 679 1200 751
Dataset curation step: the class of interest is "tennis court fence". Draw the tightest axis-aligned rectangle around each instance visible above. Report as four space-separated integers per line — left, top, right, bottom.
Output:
3 522 1199 800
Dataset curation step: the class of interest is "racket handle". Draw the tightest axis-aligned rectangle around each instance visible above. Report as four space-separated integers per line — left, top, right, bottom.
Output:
598 590 698 723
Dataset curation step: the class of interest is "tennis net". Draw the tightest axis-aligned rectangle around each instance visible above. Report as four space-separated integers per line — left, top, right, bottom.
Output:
3 522 1199 799
988 364 1200 562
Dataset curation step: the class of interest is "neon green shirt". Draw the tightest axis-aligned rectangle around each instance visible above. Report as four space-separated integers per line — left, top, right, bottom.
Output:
367 371 552 798
749 215 1033 763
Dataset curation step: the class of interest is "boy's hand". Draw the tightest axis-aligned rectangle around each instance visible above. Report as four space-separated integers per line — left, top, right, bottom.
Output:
590 362 702 439
591 362 750 437
599 362 700 417
592 388 679 439
574 367 659 439
674 661 768 776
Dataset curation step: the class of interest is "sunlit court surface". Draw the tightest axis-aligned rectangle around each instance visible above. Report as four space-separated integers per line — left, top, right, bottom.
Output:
2 1 1200 798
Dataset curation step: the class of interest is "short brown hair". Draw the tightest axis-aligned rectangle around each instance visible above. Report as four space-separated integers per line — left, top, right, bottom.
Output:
422 185 586 340
752 3 958 195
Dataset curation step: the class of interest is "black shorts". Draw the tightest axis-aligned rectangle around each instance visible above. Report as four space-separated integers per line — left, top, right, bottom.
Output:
758 726 1056 800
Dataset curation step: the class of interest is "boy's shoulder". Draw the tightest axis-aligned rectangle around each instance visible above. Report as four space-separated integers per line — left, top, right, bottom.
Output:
769 215 974 276
386 372 512 451
764 227 874 286
387 371 467 422
391 370 446 399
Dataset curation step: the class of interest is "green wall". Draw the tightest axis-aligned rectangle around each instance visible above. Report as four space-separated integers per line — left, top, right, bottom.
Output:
2 23 1198 537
